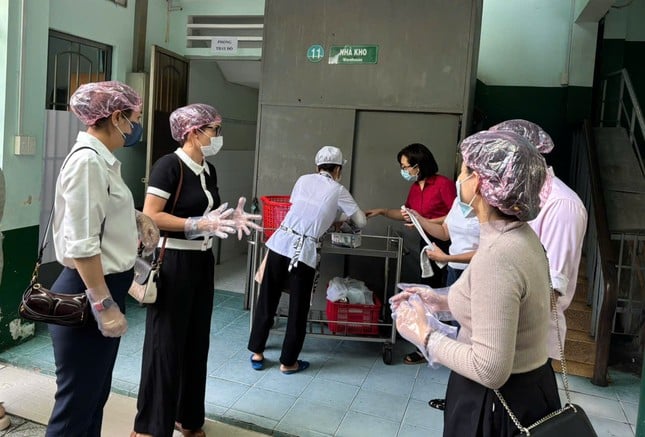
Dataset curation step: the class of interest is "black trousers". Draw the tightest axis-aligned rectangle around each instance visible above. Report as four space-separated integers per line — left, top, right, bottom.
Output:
443 360 561 437
248 250 315 365
46 267 133 437
134 249 215 437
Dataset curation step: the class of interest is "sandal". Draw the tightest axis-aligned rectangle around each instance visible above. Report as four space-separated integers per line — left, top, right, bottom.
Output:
175 421 206 437
403 351 427 365
428 398 446 411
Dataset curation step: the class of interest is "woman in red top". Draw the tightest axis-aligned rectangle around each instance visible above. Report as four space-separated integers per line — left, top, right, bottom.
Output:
367 143 455 363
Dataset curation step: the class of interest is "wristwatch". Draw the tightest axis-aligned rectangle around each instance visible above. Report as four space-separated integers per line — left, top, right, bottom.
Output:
92 297 117 312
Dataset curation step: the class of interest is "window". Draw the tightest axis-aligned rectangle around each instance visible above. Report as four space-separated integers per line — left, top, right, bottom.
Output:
45 30 112 110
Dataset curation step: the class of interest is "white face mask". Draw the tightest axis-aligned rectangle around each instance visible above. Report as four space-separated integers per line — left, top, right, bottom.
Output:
201 135 223 157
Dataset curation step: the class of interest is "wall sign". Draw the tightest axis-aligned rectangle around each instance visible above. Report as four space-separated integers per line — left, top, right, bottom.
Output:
211 37 239 54
306 44 325 63
329 45 379 64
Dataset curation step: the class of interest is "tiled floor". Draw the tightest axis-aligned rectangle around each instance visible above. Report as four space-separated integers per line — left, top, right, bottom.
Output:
0 255 640 436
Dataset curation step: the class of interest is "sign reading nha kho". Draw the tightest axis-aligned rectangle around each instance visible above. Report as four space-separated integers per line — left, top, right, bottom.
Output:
328 45 379 64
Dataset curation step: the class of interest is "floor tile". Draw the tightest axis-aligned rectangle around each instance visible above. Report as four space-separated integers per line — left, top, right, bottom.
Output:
300 378 359 410
397 422 439 437
335 410 399 437
361 368 416 398
560 373 618 400
570 391 629 422
349 388 407 422
276 398 346 436
588 415 635 436
224 409 277 435
205 377 250 409
622 401 637 425
230 387 297 421
255 368 313 397
316 361 371 386
410 379 447 402
402 398 444 431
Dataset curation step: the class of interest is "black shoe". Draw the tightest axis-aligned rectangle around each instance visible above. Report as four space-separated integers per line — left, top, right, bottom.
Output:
428 398 446 411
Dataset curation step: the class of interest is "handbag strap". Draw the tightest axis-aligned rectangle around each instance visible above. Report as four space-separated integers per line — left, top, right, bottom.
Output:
156 155 184 265
493 248 575 434
32 147 102 283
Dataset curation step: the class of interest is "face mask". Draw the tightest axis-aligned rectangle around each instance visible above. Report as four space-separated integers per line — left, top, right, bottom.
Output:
200 134 223 157
456 174 476 217
116 115 143 147
400 168 417 182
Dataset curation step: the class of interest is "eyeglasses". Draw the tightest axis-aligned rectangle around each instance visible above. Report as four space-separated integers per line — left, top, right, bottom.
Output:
400 163 417 171
202 125 222 136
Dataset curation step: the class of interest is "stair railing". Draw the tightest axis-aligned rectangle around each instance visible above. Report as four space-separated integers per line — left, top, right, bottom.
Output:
600 68 645 176
571 120 618 386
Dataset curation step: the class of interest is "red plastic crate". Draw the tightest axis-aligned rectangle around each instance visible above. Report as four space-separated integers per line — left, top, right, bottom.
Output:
260 195 291 239
326 295 382 335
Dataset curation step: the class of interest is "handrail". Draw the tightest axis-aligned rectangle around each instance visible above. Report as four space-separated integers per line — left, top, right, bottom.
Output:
581 120 619 387
600 68 645 176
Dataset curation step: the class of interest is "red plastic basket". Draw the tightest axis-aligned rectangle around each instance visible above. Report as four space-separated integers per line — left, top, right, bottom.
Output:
326 295 382 335
260 195 291 239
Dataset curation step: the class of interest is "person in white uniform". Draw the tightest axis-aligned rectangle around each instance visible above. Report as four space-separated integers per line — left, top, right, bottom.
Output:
248 146 367 374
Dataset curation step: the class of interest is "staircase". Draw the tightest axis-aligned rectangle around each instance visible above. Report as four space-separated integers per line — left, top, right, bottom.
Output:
552 263 597 378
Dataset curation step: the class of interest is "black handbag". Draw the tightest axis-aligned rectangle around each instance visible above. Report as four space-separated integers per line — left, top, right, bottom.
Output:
19 147 100 327
494 255 598 436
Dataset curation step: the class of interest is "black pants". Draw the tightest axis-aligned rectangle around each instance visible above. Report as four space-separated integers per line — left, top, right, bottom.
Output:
419 237 450 289
443 360 561 437
46 267 133 437
248 250 316 365
134 249 214 437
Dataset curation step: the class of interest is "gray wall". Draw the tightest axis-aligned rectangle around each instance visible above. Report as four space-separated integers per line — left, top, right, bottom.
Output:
255 0 481 303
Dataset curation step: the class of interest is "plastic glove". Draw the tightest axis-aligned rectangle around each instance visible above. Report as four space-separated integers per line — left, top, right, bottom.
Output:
184 203 236 239
231 197 263 240
135 211 160 256
394 294 457 367
86 285 128 337
390 284 450 313
425 244 448 264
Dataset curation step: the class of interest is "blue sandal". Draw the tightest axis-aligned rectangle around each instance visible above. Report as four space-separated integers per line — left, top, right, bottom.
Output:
250 355 264 371
281 360 309 375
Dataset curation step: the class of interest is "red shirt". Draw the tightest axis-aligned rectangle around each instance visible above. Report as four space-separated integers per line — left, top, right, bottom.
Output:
405 174 456 219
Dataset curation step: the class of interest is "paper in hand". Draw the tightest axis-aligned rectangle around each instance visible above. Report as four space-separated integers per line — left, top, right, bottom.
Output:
402 206 447 269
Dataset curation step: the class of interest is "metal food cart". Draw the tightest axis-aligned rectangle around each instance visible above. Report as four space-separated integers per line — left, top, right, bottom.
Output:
245 230 403 364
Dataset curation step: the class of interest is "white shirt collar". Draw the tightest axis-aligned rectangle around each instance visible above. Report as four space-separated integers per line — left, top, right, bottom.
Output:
75 132 117 166
174 148 210 176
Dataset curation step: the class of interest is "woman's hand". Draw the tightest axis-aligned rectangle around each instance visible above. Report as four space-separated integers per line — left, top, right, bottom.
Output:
135 211 160 255
365 208 385 218
425 245 448 263
231 197 263 240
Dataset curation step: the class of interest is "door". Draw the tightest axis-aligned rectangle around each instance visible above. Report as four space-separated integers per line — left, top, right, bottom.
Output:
145 45 189 183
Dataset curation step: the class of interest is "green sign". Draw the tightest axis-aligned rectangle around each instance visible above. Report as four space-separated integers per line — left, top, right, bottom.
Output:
328 45 379 64
306 44 324 63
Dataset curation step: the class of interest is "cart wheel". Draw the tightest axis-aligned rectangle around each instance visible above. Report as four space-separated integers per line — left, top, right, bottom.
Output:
382 343 393 365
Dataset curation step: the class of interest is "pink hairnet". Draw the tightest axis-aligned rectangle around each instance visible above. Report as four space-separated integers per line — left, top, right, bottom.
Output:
489 119 554 154
459 130 547 221
69 81 142 126
169 104 222 142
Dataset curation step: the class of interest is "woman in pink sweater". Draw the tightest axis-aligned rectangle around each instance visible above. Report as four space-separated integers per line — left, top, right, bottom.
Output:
393 129 561 436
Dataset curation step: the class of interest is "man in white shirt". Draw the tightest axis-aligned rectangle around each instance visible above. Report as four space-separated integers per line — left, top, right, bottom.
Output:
248 146 366 374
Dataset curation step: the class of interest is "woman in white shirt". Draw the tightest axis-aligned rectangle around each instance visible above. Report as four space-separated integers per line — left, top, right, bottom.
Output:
248 146 367 374
47 81 158 437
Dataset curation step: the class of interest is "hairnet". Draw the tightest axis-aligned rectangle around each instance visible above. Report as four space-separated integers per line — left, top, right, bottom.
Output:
169 104 222 142
489 119 554 154
459 130 547 221
69 81 142 126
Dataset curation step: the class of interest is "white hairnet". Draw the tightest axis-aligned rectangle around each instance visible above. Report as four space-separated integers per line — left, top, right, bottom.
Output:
169 103 222 142
459 130 547 221
69 81 142 126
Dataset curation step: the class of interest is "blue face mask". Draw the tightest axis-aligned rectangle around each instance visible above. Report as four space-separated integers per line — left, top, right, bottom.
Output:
456 174 476 217
117 115 143 147
400 167 418 182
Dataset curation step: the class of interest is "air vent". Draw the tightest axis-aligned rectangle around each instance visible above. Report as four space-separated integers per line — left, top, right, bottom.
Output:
187 15 263 50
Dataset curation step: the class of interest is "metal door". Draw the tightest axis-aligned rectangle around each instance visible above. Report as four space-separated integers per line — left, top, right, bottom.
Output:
145 46 189 182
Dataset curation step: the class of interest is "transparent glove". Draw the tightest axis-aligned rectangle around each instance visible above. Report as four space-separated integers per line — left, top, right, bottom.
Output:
184 203 236 239
135 211 160 256
86 285 128 338
394 294 457 367
390 283 450 314
231 197 263 240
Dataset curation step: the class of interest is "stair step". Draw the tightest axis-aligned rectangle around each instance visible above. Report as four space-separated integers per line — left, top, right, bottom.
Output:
552 359 594 378
563 330 596 364
564 301 593 332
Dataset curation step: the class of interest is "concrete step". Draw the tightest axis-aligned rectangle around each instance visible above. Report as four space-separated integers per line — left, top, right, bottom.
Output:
552 358 594 379
563 329 596 364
